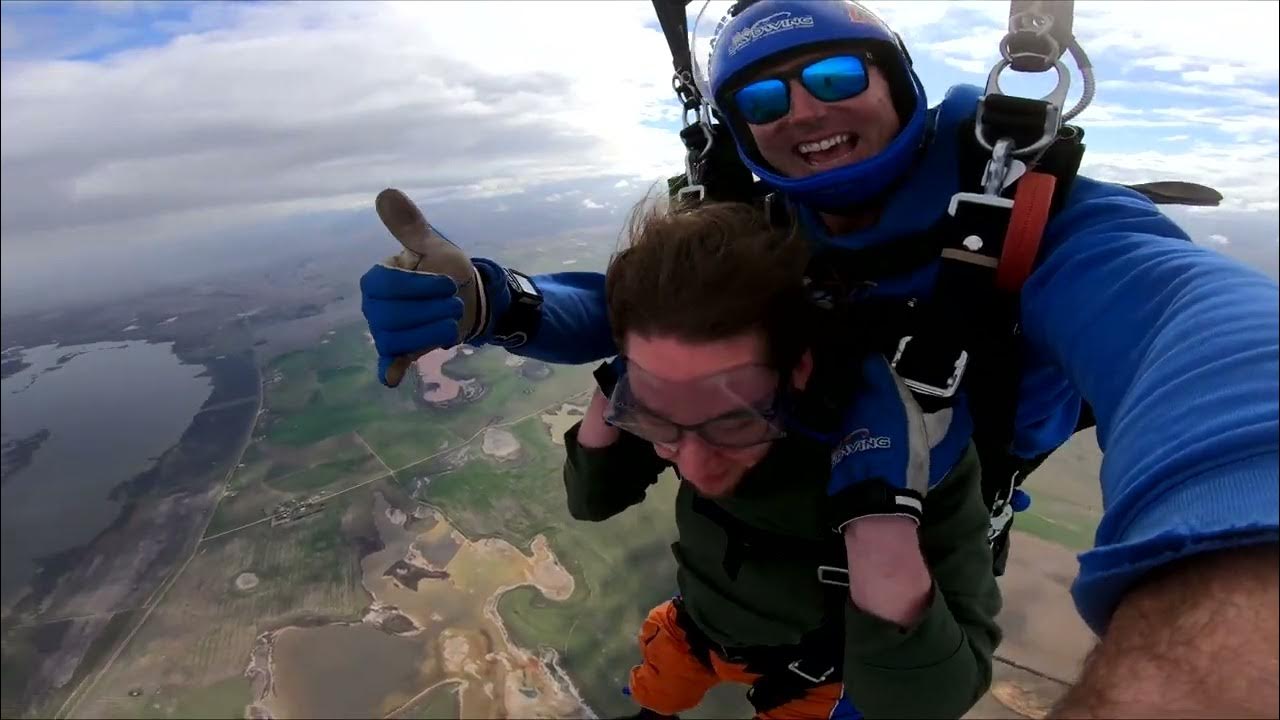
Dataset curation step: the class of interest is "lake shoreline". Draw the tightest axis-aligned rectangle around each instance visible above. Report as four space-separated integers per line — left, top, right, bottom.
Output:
0 341 263 718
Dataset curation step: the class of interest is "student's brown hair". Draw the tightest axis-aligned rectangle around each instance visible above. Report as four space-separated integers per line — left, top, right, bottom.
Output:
605 196 812 370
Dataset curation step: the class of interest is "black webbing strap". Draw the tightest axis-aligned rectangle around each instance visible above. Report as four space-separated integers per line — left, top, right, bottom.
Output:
976 94 1057 152
651 0 694 96
690 495 845 580
891 194 1015 415
669 595 843 713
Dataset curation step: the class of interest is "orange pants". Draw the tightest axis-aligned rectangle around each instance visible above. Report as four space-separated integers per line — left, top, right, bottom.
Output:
628 600 850 720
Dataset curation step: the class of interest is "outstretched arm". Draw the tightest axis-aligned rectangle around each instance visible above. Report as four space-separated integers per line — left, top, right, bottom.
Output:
1051 544 1279 718
473 261 618 364
1025 177 1279 635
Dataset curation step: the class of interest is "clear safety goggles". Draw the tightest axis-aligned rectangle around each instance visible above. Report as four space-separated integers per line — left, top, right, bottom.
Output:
603 360 789 449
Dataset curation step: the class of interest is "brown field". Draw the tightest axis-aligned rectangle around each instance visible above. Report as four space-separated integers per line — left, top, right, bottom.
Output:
72 485 375 719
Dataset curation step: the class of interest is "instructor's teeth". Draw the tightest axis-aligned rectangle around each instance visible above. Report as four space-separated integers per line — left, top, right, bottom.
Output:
798 133 850 154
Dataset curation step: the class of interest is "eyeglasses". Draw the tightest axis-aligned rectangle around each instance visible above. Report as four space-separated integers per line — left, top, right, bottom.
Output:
602 361 789 449
731 55 871 126
606 401 787 449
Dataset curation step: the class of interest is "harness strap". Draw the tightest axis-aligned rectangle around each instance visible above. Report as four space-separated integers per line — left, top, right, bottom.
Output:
651 0 695 95
997 171 1056 293
690 495 846 580
670 596 844 714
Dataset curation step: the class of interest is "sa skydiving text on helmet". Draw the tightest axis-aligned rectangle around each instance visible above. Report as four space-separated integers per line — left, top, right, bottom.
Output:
831 429 892 469
729 12 815 55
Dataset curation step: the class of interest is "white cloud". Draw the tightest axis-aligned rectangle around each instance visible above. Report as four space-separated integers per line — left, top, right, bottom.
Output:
1182 64 1250 86
545 190 583 202
1133 55 1189 73
1162 135 1191 142
1097 80 1279 109
1081 140 1279 213
1 1 683 261
938 56 988 75
1206 234 1231 245
2 0 1278 285
1074 2 1278 84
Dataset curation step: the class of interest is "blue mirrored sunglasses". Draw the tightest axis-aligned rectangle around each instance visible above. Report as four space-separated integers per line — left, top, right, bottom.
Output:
732 55 870 126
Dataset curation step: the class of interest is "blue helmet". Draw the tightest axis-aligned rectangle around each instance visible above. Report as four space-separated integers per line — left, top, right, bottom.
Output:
706 0 928 212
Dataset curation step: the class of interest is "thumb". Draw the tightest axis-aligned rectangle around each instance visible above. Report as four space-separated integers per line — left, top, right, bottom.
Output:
375 188 485 342
375 188 471 279
379 353 420 388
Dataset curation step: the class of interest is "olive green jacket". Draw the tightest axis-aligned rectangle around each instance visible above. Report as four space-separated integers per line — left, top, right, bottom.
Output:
562 423 1003 719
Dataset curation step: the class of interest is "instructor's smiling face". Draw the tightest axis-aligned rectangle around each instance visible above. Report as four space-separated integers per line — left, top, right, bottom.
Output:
744 50 901 179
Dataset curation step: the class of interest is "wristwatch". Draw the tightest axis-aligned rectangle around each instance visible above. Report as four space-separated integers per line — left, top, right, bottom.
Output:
489 268 543 348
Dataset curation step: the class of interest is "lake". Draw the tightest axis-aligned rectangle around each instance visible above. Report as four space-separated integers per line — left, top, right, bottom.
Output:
0 340 214 609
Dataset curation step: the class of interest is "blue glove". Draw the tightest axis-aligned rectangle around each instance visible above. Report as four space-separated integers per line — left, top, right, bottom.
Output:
826 353 931 531
360 265 465 387
360 188 515 388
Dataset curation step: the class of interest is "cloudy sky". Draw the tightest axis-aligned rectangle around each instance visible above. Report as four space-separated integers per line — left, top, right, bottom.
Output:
2 0 1277 310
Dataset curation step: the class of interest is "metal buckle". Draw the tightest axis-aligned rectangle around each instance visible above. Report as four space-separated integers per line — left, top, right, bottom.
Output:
988 502 1015 544
677 184 706 203
975 57 1070 159
891 336 968 399
948 192 1014 216
816 566 850 587
787 660 836 685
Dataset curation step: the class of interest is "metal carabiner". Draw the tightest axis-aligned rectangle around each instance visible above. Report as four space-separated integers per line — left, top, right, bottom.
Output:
976 57 1071 158
981 137 1015 196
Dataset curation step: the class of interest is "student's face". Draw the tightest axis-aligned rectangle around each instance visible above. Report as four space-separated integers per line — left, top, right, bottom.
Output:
621 331 811 498
740 50 901 180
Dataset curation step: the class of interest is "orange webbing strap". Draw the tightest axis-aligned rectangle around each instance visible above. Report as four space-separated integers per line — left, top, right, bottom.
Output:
996 170 1057 293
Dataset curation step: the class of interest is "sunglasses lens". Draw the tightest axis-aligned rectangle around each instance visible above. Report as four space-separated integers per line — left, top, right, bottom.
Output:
734 79 790 125
801 55 869 102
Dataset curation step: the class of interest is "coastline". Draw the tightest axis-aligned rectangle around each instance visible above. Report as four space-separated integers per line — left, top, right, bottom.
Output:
2 347 263 718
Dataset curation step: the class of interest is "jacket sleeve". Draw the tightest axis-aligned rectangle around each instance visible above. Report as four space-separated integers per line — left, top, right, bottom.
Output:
1024 176 1280 635
477 261 617 364
562 420 669 522
841 448 1002 719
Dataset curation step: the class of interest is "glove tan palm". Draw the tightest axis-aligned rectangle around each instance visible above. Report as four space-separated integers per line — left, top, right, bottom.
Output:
374 188 487 387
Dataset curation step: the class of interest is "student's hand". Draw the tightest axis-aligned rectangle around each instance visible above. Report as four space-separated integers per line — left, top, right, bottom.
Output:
577 388 621 449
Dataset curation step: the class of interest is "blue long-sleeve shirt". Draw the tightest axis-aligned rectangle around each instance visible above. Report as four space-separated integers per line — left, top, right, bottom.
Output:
498 84 1280 635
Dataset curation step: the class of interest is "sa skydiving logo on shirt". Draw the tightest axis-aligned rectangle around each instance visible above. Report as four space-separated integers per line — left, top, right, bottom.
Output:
729 12 815 55
830 428 892 469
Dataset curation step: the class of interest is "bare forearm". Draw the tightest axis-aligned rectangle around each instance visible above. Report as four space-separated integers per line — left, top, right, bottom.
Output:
1052 544 1279 719
844 516 932 627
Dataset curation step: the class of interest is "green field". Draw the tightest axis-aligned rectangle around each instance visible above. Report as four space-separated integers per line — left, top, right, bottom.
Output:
247 319 595 475
132 676 251 720
410 403 751 718
74 485 377 719
1010 501 1099 552
73 315 624 718
1011 434 1104 552
2 609 141 720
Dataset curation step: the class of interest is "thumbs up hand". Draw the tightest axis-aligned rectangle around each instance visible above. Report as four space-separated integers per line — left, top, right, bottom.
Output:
359 188 489 388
